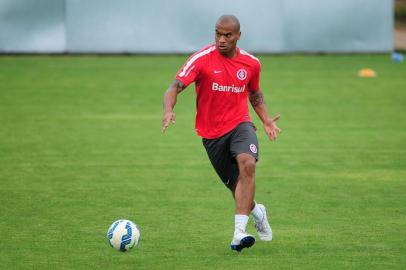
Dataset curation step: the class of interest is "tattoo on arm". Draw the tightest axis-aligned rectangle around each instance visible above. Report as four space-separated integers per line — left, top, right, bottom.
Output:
173 79 186 93
249 90 265 107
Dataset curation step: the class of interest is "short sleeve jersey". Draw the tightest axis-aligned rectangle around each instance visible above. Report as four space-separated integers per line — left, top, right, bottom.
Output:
176 45 261 139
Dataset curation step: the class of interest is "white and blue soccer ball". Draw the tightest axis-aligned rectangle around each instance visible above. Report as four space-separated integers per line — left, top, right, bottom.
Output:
107 219 140 252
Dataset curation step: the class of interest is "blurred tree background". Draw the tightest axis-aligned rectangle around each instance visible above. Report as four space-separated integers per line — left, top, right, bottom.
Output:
395 0 406 23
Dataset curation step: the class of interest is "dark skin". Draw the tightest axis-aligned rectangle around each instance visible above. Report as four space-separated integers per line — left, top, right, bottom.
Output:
162 15 281 216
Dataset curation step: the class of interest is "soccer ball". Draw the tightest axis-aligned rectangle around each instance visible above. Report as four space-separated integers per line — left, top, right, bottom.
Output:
107 219 140 251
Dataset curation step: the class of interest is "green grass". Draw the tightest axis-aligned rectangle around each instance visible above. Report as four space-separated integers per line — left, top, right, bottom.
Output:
0 54 405 269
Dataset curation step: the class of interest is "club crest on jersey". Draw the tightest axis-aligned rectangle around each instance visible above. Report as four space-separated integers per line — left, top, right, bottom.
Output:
250 144 257 154
236 69 247 80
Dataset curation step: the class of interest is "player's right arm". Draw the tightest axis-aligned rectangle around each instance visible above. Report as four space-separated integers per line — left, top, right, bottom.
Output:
162 46 210 132
162 79 186 132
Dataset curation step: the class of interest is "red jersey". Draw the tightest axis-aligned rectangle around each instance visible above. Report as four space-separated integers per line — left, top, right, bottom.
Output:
176 45 261 139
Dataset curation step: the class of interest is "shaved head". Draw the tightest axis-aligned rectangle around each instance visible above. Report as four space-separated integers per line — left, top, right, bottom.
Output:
216 15 240 32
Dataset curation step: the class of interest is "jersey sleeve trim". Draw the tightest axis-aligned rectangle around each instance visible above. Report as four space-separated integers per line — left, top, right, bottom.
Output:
240 49 260 64
178 46 216 78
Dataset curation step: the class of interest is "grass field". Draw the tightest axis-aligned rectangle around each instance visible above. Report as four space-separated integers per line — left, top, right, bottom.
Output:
0 54 405 269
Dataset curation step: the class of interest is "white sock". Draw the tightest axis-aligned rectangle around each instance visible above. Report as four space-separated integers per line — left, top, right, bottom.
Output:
251 203 264 222
234 214 249 234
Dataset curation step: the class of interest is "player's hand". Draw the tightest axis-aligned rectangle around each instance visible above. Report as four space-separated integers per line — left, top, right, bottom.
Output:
162 111 176 133
264 114 281 141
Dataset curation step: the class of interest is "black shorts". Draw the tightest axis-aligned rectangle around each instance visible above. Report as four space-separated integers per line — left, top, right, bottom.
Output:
202 122 259 189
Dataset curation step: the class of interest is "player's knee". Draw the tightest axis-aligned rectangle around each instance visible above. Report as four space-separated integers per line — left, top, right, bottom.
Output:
238 156 256 176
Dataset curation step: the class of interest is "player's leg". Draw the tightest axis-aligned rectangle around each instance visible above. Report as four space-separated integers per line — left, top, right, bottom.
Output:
230 122 259 217
227 123 258 251
234 153 256 215
229 163 272 241
202 132 255 251
230 122 272 244
229 153 257 251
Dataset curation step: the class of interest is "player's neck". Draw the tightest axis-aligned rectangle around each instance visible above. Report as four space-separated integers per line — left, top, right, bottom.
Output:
219 48 238 58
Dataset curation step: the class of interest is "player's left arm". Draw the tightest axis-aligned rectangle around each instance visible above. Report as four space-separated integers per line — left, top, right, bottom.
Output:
249 89 281 141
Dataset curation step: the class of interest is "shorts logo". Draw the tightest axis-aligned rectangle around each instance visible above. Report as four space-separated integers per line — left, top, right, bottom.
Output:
236 69 247 80
250 144 257 154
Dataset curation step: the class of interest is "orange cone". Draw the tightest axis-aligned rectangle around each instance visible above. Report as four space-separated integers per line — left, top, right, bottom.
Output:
358 68 376 78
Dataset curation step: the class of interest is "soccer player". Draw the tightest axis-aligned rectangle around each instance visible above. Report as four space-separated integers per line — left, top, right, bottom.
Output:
162 15 281 252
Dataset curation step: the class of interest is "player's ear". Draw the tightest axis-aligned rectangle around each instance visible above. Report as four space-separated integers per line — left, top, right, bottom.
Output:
237 32 241 40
